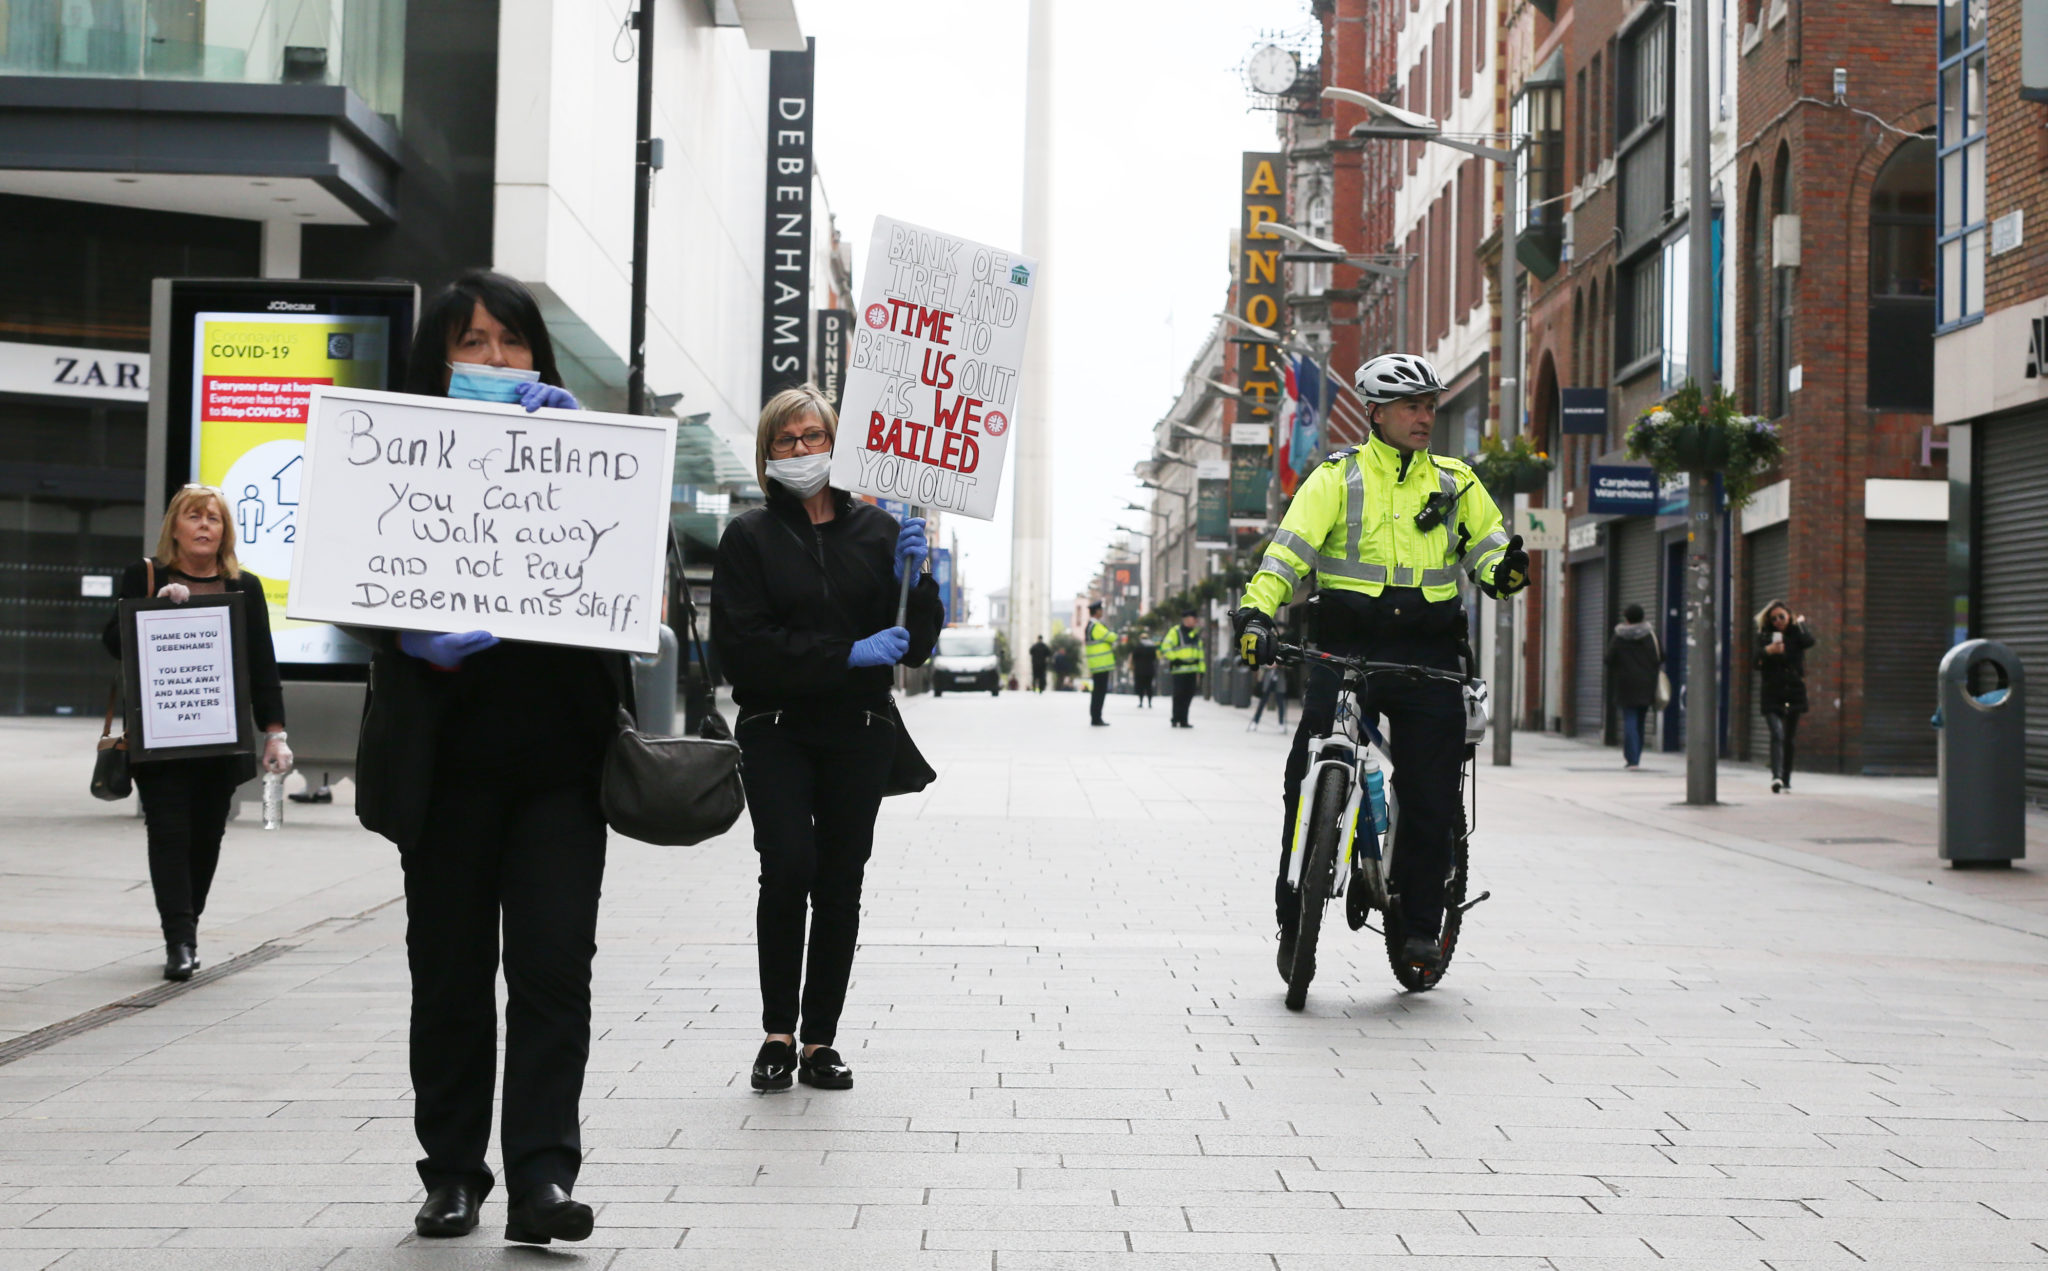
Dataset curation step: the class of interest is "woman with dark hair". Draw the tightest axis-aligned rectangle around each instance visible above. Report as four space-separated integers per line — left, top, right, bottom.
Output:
1754 600 1816 793
349 270 621 1245
1606 602 1662 769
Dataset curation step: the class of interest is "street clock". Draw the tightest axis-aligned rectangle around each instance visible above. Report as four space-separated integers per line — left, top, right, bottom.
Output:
1245 44 1300 97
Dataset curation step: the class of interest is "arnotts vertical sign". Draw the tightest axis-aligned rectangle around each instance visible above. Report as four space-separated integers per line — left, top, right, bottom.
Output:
760 38 815 404
1235 152 1284 521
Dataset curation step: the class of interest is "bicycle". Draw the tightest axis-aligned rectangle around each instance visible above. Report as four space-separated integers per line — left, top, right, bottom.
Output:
1274 642 1492 1006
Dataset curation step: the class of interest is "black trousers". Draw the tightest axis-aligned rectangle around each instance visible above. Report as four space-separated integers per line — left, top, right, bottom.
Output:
1764 709 1801 782
1170 673 1199 725
737 707 894 1045
1134 672 1154 705
1089 672 1109 722
1279 634 1465 936
403 779 607 1202
1031 664 1047 692
133 755 240 946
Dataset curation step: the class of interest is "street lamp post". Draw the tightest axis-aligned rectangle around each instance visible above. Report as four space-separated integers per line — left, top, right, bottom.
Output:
1265 222 1414 355
1684 0 1718 805
1327 86 1522 769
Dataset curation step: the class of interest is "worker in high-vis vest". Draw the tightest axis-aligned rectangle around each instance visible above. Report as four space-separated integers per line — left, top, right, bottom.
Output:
1232 353 1529 977
1159 610 1207 729
1082 600 1117 727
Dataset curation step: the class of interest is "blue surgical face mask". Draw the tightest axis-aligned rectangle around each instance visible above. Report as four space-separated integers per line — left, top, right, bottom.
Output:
446 361 539 403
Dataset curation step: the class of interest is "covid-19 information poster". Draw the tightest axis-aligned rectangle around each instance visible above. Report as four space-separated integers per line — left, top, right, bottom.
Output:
190 312 391 664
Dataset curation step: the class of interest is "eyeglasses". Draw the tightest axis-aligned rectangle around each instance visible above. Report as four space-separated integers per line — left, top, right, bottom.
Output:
769 428 831 457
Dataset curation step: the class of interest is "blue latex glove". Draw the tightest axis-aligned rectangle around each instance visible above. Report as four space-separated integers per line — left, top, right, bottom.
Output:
894 516 928 580
399 629 500 669
848 626 910 669
514 381 579 412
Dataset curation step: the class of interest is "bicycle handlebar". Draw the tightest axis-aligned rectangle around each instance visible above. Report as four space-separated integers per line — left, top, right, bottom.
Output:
1272 642 1473 687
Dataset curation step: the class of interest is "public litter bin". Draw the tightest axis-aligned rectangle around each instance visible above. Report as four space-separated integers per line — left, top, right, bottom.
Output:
631 623 680 736
1936 639 2026 866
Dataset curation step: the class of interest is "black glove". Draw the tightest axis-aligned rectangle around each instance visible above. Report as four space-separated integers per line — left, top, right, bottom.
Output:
1233 607 1276 666
1489 534 1530 597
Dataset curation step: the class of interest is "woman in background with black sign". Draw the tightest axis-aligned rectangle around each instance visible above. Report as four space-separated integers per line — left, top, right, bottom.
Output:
347 271 622 1247
103 485 291 982
714 385 943 1094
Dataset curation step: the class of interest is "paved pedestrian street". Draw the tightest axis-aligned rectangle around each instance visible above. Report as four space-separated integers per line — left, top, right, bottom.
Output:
6 689 2048 1269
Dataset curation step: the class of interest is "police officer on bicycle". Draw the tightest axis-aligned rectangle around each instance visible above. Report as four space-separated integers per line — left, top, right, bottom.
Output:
1232 354 1529 977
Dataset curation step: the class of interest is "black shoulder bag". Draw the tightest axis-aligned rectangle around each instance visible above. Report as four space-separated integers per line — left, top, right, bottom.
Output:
90 559 151 801
599 539 746 845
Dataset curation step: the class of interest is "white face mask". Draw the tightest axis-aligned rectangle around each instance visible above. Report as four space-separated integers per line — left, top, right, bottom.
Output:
765 452 832 498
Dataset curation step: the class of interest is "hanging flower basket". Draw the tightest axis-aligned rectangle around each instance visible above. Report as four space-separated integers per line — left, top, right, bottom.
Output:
1625 380 1783 509
1468 432 1555 496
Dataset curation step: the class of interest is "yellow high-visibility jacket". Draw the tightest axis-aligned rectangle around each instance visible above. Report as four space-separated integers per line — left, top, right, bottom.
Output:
1083 620 1116 674
1160 624 1206 675
1243 433 1510 617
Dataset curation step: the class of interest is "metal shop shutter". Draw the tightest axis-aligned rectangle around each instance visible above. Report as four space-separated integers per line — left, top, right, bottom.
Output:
1862 521 1947 774
1977 414 2048 797
1613 519 1659 629
1744 523 1790 764
1572 559 1608 737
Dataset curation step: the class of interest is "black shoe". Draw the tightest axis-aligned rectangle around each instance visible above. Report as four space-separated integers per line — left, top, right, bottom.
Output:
1399 933 1444 971
751 1039 796 1092
288 787 333 804
1090 720 1109 727
504 1184 592 1245
164 943 197 982
1771 778 1783 793
798 1045 855 1090
414 1181 484 1239
1276 925 1297 983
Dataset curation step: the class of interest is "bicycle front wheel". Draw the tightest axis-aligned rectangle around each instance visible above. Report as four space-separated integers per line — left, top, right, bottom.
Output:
1285 765 1348 1011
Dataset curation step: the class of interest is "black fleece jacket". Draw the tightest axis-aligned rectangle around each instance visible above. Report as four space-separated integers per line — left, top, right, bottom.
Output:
712 486 943 714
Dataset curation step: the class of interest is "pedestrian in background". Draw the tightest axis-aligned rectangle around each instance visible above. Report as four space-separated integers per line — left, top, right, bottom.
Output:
1083 600 1115 727
1028 636 1051 692
1605 603 1662 770
1161 610 1206 728
1247 645 1288 732
1129 635 1158 708
1755 600 1816 793
103 485 291 983
1052 645 1076 691
350 271 612 1246
714 385 943 1096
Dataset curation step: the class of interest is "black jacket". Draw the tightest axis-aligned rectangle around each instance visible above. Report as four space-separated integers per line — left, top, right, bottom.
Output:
345 625 631 851
1604 621 1663 710
712 486 942 714
104 559 285 783
1755 621 1816 715
1128 643 1158 677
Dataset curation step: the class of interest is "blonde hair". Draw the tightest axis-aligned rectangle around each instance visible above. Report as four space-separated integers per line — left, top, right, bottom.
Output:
156 485 241 579
755 385 838 491
1753 598 1789 637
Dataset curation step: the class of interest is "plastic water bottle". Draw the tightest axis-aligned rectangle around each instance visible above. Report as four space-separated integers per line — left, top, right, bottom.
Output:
261 772 284 830
1362 750 1389 837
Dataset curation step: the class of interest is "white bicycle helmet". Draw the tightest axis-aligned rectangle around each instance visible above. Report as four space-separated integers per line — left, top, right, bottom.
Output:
1353 353 1446 404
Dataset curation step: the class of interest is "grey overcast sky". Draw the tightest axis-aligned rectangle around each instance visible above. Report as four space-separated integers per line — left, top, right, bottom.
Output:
805 0 1312 626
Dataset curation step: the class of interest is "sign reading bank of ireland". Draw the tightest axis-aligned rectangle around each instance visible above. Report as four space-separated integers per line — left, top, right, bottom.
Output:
285 387 678 655
828 215 1038 521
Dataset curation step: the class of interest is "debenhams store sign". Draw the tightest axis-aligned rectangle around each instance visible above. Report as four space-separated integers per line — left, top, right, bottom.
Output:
0 339 149 403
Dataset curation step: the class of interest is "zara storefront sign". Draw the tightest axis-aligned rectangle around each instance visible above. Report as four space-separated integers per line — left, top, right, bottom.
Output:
0 339 148 402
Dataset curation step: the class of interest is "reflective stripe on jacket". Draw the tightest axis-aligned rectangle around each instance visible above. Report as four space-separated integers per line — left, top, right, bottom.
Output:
1243 432 1510 617
1160 625 1206 674
1083 620 1115 674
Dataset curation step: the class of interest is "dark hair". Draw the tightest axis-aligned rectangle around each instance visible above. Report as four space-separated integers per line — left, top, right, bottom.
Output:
1623 603 1645 623
405 270 564 396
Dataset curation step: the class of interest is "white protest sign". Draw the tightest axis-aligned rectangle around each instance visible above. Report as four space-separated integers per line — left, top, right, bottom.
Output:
135 605 238 751
285 386 678 654
827 215 1037 521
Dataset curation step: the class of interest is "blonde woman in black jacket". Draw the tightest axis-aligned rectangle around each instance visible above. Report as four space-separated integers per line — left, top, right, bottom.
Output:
714 385 943 1093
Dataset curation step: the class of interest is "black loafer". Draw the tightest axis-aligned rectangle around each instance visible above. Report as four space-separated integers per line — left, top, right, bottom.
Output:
505 1184 592 1245
164 943 197 982
798 1045 854 1090
751 1039 797 1092
414 1180 484 1238
1400 933 1444 971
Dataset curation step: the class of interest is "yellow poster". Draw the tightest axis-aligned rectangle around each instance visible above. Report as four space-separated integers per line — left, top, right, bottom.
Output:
189 312 391 663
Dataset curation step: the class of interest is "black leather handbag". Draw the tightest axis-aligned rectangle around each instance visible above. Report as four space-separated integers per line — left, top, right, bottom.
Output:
599 574 745 845
882 699 935 797
90 559 150 802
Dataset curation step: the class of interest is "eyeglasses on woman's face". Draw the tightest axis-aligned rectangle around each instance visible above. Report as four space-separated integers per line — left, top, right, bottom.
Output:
769 428 831 457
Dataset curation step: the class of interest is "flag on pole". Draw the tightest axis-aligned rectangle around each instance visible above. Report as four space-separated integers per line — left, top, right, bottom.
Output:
1289 355 1323 479
1275 360 1300 497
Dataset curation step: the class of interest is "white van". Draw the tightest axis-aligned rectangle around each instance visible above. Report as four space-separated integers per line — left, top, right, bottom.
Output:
931 626 1001 696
